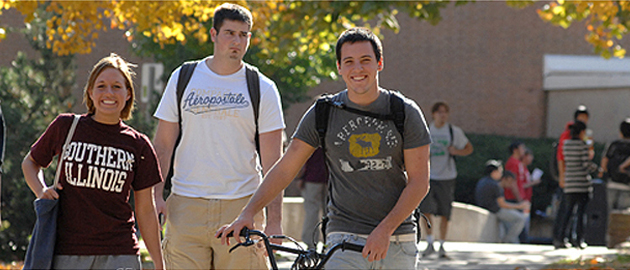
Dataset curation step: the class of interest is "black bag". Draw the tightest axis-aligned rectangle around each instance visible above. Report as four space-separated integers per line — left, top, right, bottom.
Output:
549 141 560 182
606 141 630 184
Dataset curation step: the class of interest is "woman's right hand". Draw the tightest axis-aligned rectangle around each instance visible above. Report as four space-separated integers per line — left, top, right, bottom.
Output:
39 183 61 200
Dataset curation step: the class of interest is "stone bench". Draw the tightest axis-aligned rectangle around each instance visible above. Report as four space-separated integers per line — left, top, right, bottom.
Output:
419 202 501 243
281 198 501 243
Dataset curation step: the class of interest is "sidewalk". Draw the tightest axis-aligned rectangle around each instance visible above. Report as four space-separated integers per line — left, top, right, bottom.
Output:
276 241 621 270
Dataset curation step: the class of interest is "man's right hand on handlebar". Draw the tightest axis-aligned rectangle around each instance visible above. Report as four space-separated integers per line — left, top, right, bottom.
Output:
215 212 255 246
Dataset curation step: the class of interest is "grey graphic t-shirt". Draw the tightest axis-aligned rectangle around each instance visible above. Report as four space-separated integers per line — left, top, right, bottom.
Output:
293 89 431 235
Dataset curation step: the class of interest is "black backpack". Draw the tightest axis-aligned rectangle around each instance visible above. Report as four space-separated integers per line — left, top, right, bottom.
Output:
605 141 630 185
315 90 406 151
314 90 429 243
164 60 261 189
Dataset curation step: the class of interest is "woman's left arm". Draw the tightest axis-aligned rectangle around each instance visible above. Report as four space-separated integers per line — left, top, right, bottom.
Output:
134 187 164 270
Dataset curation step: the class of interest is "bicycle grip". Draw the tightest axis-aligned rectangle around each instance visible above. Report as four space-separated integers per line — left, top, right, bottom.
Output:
218 227 249 238
341 242 364 253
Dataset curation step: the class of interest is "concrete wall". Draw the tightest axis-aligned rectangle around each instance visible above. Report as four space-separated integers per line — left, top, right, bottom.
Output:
421 202 501 243
283 199 501 243
546 88 630 144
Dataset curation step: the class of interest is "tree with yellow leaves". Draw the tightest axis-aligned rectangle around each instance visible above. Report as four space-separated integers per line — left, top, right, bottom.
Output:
0 0 459 106
537 0 630 59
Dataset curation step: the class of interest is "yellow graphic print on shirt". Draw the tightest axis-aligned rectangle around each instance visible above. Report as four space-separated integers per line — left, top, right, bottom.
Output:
349 133 381 158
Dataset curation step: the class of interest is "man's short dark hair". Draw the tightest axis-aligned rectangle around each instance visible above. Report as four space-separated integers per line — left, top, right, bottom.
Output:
335 27 383 64
570 120 587 138
574 105 589 120
484 159 502 175
431 101 449 114
621 118 630 138
213 3 253 31
508 141 524 154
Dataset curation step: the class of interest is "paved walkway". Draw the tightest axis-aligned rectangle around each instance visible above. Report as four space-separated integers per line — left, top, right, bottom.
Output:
276 241 621 270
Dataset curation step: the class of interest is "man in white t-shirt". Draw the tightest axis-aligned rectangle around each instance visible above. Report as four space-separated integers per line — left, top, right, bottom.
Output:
152 3 285 269
419 101 473 258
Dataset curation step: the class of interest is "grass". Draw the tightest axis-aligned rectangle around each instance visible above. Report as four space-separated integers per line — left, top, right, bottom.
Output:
543 253 630 270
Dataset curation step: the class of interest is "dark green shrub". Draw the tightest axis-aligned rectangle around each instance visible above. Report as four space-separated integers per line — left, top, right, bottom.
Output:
454 134 605 213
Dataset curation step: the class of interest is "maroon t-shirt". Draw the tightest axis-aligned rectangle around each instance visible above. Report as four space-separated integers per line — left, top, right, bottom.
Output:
30 114 162 255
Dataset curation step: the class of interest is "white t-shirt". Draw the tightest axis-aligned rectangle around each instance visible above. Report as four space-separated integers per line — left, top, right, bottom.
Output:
429 122 469 180
154 57 285 199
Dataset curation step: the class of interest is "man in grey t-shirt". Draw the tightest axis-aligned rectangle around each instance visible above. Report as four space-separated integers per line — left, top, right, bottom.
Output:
218 27 431 269
419 101 473 258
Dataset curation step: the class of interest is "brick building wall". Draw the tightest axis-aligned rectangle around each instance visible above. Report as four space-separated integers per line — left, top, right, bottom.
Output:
0 8 155 114
283 2 623 140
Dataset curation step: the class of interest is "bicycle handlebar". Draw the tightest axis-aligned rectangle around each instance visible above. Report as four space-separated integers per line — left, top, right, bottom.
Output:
218 227 365 270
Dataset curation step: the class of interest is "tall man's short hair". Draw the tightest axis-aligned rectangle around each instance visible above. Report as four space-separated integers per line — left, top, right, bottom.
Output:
213 3 253 31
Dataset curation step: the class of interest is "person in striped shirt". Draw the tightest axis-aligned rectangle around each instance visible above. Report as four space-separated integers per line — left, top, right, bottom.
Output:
554 120 599 249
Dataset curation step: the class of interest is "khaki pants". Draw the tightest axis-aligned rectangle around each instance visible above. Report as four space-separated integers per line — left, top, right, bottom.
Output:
163 194 268 270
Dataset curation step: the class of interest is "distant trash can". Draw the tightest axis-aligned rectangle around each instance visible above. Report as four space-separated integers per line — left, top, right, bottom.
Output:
585 179 607 246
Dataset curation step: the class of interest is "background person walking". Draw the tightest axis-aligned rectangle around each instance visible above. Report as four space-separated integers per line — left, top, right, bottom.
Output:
419 101 473 258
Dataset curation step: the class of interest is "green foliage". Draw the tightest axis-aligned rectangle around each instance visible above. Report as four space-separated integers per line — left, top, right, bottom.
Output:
128 1 464 109
0 11 75 261
454 134 605 213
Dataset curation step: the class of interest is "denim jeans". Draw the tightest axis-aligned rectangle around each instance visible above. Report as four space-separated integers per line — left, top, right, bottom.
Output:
496 208 527 243
325 232 418 270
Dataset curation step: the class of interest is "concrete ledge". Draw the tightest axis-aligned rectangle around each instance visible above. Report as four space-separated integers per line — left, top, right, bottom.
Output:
422 202 501 243
282 197 305 241
281 198 501 243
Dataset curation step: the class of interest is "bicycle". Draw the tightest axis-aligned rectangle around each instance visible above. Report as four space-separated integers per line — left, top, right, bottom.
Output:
221 227 364 270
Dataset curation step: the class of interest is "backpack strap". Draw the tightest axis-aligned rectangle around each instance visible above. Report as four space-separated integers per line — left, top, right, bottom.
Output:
165 61 262 187
388 90 405 140
448 123 454 146
165 61 198 188
245 63 261 155
315 94 333 152
316 91 406 151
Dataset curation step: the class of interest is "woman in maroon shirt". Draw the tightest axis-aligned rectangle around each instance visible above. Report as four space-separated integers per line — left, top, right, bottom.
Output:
22 54 164 269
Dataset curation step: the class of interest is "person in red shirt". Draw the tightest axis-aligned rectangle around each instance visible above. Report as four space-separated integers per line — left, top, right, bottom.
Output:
521 148 542 202
504 141 527 202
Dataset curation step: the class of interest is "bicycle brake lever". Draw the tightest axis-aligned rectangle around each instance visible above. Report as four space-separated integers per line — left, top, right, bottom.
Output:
228 239 256 253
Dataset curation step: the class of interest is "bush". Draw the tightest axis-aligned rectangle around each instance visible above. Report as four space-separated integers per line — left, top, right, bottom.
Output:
454 133 605 213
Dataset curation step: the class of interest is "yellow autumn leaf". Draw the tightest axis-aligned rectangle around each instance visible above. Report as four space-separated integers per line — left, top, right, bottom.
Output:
319 42 330 51
552 5 565 15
